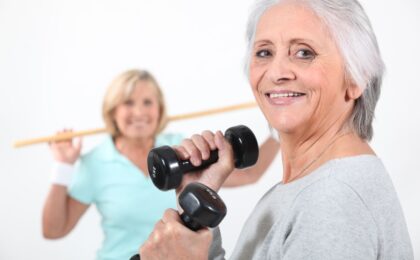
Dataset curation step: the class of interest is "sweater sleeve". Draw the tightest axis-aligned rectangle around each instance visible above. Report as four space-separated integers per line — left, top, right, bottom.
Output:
279 179 379 260
208 227 226 260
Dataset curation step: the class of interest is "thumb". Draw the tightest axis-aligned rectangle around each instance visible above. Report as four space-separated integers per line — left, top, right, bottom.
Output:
214 131 235 176
196 227 213 243
74 137 83 152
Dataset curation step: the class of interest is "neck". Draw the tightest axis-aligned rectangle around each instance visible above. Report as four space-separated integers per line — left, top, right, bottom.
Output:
115 135 155 156
279 115 373 184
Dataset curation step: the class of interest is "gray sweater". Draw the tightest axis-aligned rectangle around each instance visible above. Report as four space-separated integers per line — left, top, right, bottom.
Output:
210 155 413 260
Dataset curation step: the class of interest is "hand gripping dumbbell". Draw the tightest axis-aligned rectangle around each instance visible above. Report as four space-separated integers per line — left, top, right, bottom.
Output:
130 182 227 260
147 125 259 191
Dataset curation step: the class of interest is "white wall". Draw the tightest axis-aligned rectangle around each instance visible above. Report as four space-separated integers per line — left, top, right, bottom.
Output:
0 0 419 259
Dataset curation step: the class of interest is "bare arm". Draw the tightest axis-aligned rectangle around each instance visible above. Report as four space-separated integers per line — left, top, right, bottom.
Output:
222 136 279 187
42 129 88 238
42 185 89 238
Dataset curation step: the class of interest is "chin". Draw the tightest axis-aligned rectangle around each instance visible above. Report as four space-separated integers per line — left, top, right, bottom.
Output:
123 129 154 139
268 115 301 135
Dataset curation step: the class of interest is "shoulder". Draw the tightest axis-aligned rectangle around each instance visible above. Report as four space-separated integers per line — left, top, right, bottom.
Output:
292 175 370 215
296 155 391 203
293 155 388 213
79 135 116 165
286 155 394 233
275 176 380 258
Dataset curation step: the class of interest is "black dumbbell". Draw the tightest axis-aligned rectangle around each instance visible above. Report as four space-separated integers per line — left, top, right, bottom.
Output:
130 182 227 260
148 125 259 191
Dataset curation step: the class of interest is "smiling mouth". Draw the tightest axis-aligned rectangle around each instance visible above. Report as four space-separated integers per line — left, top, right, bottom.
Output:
264 91 306 106
130 120 149 127
266 92 305 98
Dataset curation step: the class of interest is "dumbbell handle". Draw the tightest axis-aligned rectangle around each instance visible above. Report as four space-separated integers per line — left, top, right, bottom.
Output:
180 212 203 231
179 150 219 173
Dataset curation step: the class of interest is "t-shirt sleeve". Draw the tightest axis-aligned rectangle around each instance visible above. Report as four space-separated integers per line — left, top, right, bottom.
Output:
280 180 378 260
68 158 95 205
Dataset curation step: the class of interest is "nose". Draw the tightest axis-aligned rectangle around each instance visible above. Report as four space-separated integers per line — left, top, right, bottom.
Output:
133 104 146 117
267 56 296 84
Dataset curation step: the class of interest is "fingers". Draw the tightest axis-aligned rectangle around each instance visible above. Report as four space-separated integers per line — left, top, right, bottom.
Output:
48 128 82 164
141 209 185 257
50 129 74 145
196 227 213 245
178 133 214 167
140 209 214 259
210 131 235 184
173 130 235 192
175 130 234 171
173 145 190 160
191 134 212 160
73 137 83 152
201 130 216 150
162 209 182 224
179 139 201 166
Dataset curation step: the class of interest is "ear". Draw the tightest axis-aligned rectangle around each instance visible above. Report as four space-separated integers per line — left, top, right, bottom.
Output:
345 82 363 101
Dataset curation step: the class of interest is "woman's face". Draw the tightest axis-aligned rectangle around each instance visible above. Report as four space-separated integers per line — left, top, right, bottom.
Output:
250 3 356 137
113 81 161 140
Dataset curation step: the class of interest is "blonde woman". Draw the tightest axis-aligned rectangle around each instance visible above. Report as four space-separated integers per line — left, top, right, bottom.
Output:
42 69 279 259
42 69 183 260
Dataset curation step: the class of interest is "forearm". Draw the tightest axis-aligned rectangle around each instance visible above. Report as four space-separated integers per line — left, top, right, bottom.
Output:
42 185 71 238
42 161 81 238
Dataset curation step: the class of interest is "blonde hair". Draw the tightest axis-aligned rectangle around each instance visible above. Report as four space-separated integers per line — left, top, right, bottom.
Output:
102 69 168 137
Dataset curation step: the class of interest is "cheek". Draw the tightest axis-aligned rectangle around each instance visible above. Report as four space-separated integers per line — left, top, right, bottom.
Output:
151 106 161 122
114 106 132 124
249 64 264 92
301 68 347 119
300 66 332 102
113 108 124 122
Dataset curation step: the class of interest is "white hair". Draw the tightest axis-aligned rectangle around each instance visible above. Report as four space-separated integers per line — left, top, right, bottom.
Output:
245 0 385 141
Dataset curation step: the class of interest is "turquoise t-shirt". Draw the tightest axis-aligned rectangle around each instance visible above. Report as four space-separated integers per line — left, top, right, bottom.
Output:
69 133 183 260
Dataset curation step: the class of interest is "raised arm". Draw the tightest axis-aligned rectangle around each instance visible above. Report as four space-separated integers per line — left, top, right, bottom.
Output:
42 130 89 238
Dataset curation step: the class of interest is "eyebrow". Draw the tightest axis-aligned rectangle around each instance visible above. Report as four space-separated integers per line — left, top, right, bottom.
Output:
253 37 317 48
289 38 317 45
253 39 273 48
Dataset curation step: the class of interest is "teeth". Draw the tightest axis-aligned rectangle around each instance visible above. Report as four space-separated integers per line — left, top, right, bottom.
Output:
269 92 303 98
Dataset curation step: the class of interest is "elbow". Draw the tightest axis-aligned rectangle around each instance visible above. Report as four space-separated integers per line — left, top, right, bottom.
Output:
42 232 59 239
42 228 67 239
42 227 65 239
42 221 68 239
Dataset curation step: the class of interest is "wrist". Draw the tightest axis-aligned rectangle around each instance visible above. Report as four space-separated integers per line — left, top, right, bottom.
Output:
54 157 77 164
50 161 75 187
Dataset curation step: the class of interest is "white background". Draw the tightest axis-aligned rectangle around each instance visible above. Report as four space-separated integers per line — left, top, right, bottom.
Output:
0 0 419 259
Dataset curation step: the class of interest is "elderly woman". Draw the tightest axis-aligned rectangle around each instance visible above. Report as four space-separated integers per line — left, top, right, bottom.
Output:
137 0 413 259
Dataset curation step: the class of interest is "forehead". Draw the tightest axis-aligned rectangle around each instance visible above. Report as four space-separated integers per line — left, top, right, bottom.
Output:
129 80 159 98
255 3 331 44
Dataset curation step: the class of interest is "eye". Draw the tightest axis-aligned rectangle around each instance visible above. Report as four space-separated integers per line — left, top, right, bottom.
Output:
123 99 134 106
255 49 272 58
295 48 316 60
143 99 153 106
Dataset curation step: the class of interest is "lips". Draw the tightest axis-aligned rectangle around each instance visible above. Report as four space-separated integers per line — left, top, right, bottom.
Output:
268 92 305 98
264 90 306 105
129 119 149 127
